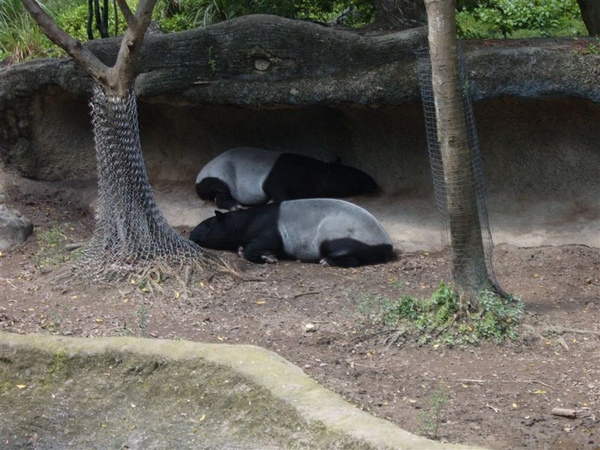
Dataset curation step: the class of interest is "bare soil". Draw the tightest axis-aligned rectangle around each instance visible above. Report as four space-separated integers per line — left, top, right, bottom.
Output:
1 194 599 450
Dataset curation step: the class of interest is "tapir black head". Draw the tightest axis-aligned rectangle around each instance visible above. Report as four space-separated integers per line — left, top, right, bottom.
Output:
189 211 238 250
325 163 379 197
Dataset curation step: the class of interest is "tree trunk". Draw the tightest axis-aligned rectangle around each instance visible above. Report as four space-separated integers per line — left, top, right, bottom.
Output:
577 0 600 36
424 0 490 306
79 85 203 275
21 0 212 279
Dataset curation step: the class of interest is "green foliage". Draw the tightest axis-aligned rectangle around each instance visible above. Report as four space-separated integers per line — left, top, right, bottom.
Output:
154 0 296 30
57 3 96 42
152 0 374 31
157 11 191 32
583 38 600 54
294 0 375 27
0 0 55 62
357 281 524 347
55 0 134 40
60 4 89 41
0 0 133 63
457 0 586 39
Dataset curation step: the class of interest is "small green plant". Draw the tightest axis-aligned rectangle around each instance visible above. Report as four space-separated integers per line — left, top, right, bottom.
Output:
117 304 150 337
34 224 71 273
357 282 523 347
586 44 599 54
152 0 374 30
582 38 600 55
417 386 449 439
136 305 149 337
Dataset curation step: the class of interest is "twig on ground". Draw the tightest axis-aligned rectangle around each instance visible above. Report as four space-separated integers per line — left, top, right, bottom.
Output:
434 378 556 390
66 242 87 251
486 403 500 413
0 278 17 288
293 290 322 299
552 407 577 418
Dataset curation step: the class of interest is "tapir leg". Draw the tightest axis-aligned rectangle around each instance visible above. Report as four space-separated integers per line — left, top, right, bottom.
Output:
320 239 395 267
215 193 243 211
196 177 242 210
240 232 285 264
321 254 361 268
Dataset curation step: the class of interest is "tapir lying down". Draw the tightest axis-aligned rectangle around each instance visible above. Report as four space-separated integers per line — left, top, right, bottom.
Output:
190 199 395 267
196 147 379 210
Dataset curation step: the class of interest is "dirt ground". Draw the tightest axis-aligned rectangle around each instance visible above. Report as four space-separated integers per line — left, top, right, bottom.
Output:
1 192 599 450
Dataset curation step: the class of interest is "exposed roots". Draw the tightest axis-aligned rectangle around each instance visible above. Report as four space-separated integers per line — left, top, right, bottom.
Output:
43 247 245 299
125 254 244 299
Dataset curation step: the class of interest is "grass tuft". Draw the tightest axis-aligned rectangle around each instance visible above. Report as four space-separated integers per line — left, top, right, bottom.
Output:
357 281 524 347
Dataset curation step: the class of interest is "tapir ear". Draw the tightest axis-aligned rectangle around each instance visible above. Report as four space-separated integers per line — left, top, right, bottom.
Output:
215 210 225 220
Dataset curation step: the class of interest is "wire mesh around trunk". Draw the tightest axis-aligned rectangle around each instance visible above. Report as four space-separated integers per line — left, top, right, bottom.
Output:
75 85 214 280
416 47 502 296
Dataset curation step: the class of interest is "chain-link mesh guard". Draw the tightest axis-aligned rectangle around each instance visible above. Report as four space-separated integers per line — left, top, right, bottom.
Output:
416 47 501 294
75 85 212 280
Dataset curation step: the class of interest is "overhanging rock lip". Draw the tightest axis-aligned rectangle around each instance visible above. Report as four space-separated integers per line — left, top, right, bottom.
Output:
0 331 486 450
2 16 599 107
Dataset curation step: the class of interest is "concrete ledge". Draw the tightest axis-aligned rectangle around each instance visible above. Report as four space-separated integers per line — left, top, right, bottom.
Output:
0 332 485 449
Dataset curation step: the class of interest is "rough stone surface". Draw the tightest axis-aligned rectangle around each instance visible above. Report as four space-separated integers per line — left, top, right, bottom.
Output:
0 204 33 251
0 332 485 450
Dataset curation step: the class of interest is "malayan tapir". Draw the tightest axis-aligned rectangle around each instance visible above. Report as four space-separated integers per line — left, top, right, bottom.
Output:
195 147 379 210
189 198 395 267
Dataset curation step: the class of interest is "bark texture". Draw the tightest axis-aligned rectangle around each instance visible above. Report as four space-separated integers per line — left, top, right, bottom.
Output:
424 0 490 303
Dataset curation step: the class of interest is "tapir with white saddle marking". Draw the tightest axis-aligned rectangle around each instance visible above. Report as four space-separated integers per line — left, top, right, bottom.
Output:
195 147 379 210
189 198 395 267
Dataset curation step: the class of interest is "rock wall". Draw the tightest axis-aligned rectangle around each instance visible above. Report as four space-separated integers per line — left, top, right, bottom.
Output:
0 15 598 249
5 94 598 202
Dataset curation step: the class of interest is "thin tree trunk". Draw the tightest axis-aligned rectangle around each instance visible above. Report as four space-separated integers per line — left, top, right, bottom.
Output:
577 0 600 36
424 0 490 306
21 0 214 279
87 0 94 40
